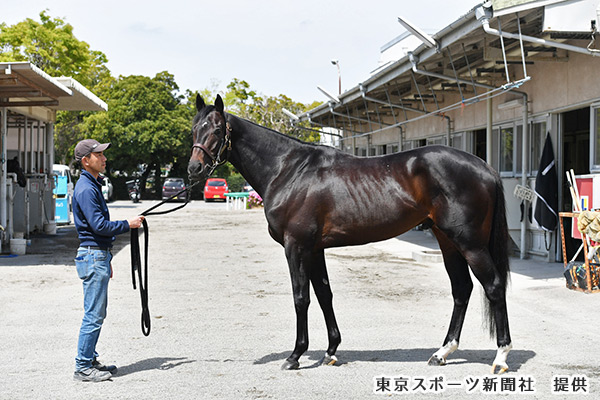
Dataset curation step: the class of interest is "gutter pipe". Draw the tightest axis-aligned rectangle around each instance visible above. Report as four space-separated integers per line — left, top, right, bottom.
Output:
475 5 600 57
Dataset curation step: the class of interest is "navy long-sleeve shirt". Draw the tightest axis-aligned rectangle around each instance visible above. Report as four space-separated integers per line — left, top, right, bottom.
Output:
72 170 129 248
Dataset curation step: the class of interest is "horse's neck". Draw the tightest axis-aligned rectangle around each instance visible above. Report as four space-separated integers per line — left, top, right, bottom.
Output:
227 115 301 197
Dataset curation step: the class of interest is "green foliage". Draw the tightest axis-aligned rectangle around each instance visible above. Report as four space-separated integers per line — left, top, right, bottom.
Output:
0 10 110 87
2 11 322 196
219 79 322 143
227 173 246 192
71 72 192 179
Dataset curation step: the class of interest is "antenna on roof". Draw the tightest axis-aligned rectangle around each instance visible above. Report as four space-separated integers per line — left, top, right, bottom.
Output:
282 108 299 121
316 86 340 103
397 16 437 49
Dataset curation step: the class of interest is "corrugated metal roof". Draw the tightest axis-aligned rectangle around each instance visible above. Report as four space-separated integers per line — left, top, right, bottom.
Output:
55 77 107 111
0 62 106 112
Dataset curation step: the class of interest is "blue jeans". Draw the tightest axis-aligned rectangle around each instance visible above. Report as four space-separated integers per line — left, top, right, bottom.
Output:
74 247 112 371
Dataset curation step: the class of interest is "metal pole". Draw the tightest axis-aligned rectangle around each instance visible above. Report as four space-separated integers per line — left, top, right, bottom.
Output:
47 122 56 225
486 91 493 164
1 107 7 246
520 93 529 259
37 120 41 173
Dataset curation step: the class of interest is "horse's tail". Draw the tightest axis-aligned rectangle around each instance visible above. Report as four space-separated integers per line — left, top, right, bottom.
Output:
483 175 511 338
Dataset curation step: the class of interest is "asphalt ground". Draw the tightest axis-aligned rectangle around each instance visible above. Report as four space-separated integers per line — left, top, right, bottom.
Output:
1 200 599 399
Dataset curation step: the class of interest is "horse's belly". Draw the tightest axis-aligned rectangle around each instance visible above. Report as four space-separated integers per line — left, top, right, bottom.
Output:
319 208 428 248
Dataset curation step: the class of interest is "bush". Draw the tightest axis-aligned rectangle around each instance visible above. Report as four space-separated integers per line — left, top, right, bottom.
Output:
227 173 245 192
248 191 263 208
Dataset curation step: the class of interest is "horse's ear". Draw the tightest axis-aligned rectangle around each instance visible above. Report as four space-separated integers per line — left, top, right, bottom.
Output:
215 94 224 114
196 94 206 111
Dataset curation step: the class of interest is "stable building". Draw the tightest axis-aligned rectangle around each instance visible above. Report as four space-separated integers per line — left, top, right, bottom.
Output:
297 0 600 262
0 62 107 254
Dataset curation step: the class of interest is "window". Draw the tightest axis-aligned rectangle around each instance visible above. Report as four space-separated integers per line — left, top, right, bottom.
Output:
497 123 526 176
515 125 523 175
451 133 464 151
529 120 547 174
427 136 445 146
592 104 600 172
499 127 514 174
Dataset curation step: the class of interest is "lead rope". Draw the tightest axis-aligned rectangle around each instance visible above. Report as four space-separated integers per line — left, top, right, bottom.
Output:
130 181 199 336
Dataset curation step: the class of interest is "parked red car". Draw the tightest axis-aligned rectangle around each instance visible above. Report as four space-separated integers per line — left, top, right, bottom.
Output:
204 178 228 202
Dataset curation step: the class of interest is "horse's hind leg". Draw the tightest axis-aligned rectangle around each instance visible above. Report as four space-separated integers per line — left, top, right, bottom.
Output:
429 230 473 366
464 249 512 374
310 250 341 366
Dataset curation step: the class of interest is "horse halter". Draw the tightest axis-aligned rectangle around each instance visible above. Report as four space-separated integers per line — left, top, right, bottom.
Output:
191 119 232 176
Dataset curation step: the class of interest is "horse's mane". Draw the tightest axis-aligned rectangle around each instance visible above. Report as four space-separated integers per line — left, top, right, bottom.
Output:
230 113 329 151
193 107 334 153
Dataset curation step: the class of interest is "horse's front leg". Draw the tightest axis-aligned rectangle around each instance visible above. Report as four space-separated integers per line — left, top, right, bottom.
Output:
281 241 311 370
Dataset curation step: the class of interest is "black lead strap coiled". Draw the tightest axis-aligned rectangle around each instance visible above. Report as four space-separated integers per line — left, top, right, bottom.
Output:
130 218 151 336
130 182 198 336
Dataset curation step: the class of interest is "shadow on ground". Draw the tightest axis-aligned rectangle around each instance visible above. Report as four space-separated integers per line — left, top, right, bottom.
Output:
254 348 535 371
117 357 196 377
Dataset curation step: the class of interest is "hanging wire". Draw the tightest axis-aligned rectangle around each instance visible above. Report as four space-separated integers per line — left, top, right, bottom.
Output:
372 99 383 131
410 70 428 113
362 97 373 132
384 86 398 126
461 43 478 97
423 68 440 111
447 49 465 103
516 12 529 79
394 81 409 121
497 18 511 84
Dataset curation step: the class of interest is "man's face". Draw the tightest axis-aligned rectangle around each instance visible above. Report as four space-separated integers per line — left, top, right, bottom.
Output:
82 151 106 176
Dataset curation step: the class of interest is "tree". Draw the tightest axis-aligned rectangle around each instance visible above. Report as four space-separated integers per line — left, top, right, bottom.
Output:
223 79 322 143
0 10 110 87
2 11 323 197
74 72 193 197
1 10 112 165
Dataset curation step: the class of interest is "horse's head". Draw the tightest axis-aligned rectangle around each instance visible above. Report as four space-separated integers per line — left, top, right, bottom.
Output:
187 94 231 183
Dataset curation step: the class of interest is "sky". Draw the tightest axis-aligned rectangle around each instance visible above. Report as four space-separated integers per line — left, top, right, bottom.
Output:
2 0 481 104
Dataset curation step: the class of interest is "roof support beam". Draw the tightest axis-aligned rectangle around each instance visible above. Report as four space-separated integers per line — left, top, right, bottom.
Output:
0 100 59 107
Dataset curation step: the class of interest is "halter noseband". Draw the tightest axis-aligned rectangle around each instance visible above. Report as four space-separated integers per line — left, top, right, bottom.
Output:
191 120 232 176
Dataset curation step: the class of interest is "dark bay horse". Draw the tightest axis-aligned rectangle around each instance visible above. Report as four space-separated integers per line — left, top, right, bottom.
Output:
188 95 512 374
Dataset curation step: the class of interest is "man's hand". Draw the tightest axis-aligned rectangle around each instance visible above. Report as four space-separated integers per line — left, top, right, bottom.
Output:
128 215 145 229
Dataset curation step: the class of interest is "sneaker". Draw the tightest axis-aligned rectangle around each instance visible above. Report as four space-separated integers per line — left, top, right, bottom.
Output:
92 359 118 375
73 367 112 382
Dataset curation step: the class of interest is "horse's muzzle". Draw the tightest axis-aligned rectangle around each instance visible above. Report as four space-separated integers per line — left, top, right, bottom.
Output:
187 160 206 183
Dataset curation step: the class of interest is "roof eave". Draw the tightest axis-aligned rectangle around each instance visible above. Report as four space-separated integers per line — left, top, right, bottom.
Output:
299 4 484 121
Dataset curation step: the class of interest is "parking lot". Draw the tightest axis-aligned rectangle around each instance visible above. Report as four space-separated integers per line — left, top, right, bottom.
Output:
1 200 599 399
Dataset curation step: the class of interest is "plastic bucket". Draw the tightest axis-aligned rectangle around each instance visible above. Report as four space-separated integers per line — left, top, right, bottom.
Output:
10 238 27 255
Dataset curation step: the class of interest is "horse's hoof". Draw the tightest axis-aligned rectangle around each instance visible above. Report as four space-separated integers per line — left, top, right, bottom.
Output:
491 363 509 375
281 359 300 370
427 355 446 366
491 344 512 374
321 353 338 366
